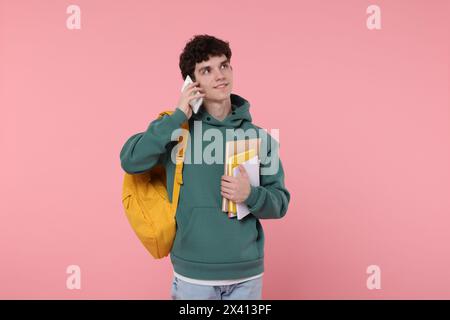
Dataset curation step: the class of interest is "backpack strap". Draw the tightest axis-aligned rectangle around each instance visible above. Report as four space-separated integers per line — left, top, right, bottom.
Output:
157 110 189 215
171 121 189 214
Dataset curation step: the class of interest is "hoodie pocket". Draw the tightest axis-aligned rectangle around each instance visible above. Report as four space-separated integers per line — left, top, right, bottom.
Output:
173 206 259 264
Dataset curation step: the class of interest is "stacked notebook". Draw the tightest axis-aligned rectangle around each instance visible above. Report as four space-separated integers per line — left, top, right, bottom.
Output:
222 138 261 220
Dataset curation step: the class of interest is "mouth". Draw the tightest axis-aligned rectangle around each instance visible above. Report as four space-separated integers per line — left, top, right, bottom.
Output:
214 83 228 89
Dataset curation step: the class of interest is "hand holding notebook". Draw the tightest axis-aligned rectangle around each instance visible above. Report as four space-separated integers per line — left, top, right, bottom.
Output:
232 155 260 220
222 138 261 219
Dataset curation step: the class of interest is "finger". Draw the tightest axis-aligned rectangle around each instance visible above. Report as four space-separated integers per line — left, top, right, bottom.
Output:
221 179 236 188
182 82 197 93
183 84 202 94
187 85 204 93
221 175 236 182
221 190 233 199
188 94 205 102
187 89 205 97
221 185 234 193
221 188 232 195
221 181 235 189
220 180 237 188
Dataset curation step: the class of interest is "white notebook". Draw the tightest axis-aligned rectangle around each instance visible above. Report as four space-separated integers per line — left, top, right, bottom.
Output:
232 155 260 220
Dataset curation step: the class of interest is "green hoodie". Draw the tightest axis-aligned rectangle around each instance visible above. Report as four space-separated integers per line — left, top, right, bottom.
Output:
120 93 290 280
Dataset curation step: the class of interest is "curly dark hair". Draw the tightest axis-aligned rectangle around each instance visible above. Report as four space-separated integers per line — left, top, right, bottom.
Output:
179 34 232 81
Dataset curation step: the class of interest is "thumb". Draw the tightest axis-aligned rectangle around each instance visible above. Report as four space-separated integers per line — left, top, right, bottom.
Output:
238 164 248 177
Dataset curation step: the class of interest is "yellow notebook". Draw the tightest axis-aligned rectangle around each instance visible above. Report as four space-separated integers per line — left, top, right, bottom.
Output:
222 138 261 217
226 148 257 215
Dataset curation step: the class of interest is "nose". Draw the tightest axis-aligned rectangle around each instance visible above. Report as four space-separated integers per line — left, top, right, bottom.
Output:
213 67 226 81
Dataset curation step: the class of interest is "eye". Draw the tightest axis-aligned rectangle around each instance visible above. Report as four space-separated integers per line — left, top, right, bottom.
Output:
221 64 229 69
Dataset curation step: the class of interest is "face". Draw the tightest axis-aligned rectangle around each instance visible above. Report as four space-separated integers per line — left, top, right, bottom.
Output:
193 54 233 103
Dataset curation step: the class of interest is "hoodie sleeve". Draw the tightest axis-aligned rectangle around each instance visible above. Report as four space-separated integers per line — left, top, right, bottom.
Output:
120 108 187 174
243 135 291 219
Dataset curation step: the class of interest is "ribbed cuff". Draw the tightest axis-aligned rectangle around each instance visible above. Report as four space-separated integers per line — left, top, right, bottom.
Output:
244 185 260 208
169 108 188 125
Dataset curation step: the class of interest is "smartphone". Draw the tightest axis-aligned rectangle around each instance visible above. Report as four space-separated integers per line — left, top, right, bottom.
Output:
181 75 203 114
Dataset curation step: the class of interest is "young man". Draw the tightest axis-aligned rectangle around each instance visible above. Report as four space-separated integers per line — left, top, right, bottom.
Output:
120 35 290 300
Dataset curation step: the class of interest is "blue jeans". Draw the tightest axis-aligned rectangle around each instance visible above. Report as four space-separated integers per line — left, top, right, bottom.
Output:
171 275 263 300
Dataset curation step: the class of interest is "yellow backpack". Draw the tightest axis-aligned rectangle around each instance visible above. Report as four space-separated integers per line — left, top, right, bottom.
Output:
121 110 189 259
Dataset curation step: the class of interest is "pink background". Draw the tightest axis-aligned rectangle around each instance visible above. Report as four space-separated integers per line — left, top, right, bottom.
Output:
1 0 449 299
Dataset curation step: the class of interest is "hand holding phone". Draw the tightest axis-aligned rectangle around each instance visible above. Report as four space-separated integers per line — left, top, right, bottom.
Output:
180 75 204 114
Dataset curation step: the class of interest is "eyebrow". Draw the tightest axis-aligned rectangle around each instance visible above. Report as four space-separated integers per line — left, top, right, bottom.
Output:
198 59 229 73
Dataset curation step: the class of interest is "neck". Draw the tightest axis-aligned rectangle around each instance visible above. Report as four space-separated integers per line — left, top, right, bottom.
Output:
203 97 232 121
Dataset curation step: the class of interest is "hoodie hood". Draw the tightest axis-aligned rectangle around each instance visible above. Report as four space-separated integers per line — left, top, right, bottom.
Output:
191 93 252 128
